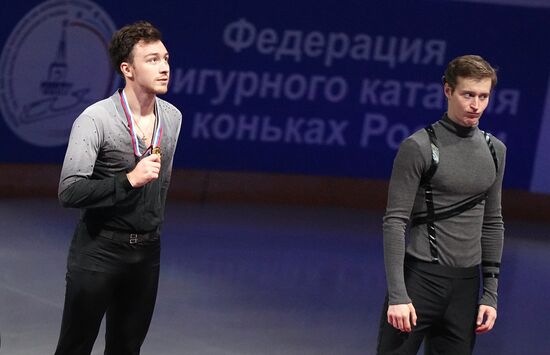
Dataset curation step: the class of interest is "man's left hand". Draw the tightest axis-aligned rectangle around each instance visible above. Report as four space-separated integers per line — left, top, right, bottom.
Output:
476 305 497 334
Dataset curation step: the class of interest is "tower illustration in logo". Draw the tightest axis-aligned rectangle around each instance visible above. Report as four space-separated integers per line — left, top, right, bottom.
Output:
0 0 119 147
41 21 72 98
19 20 91 126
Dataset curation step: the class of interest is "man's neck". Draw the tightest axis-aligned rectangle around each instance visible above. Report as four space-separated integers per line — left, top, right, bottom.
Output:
123 86 155 117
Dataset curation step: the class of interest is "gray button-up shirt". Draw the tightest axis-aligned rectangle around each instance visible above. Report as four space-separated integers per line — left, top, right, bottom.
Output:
59 90 182 233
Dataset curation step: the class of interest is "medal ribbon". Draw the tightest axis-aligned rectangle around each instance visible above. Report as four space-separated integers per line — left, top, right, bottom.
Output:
119 89 162 157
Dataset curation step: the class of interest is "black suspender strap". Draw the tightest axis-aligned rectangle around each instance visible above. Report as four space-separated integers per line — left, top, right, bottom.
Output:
411 192 488 227
425 188 439 263
417 125 498 263
421 125 440 263
420 125 440 186
481 130 499 173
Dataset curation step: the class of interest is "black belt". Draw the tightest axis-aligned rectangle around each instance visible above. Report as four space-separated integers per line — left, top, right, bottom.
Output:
405 254 479 279
98 229 159 244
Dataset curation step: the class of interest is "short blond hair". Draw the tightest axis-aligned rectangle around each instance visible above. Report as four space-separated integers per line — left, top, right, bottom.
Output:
443 55 498 91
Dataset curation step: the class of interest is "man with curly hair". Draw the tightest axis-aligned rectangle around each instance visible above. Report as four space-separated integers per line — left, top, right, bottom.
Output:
54 21 181 355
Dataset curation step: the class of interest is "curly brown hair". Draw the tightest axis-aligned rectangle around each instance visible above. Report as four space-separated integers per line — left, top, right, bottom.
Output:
109 21 162 77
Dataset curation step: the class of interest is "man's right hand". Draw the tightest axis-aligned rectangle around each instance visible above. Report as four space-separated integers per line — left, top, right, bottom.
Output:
126 154 161 188
387 303 417 332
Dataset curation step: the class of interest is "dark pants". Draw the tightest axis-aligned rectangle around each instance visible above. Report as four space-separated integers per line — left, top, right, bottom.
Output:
54 231 161 355
377 255 480 355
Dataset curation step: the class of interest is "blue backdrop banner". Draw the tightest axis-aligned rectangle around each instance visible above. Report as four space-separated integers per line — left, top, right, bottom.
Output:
1 0 549 192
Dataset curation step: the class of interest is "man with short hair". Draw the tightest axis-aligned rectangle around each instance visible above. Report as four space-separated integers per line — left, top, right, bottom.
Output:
377 55 506 355
54 21 181 355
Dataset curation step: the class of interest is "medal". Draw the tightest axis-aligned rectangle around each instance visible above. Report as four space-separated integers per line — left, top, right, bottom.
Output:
152 146 161 157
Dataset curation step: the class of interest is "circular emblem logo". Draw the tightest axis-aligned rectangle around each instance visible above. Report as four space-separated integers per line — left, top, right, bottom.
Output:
0 0 119 147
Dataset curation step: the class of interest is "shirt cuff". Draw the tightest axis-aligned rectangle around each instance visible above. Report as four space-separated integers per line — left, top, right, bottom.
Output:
115 172 134 194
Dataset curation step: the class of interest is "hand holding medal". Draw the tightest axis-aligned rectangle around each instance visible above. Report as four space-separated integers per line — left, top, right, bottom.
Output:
152 146 161 158
120 89 164 187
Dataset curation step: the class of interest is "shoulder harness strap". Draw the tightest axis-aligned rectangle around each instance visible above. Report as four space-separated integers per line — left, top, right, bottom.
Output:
481 130 499 173
420 124 439 263
414 125 498 263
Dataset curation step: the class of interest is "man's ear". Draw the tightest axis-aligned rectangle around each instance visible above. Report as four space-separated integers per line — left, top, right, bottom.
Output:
444 83 453 99
120 62 132 79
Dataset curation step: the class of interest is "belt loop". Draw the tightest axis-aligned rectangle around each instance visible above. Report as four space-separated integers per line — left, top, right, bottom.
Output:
129 233 138 244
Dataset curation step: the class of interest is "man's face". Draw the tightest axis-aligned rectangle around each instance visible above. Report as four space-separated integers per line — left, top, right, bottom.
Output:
126 40 170 94
445 76 492 127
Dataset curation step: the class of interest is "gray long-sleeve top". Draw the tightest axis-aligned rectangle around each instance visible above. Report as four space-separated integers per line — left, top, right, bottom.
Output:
58 90 182 233
383 115 506 309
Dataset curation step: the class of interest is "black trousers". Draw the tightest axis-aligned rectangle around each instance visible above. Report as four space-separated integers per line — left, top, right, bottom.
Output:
377 255 480 355
54 231 161 355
